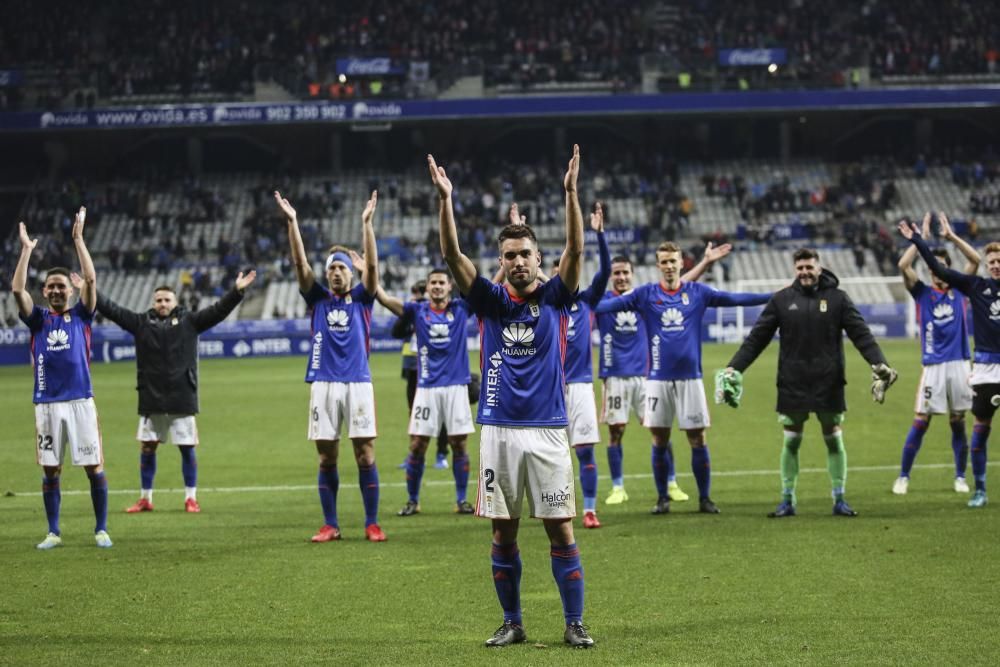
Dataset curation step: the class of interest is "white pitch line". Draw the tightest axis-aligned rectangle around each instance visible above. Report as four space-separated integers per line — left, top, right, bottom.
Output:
3 461 995 498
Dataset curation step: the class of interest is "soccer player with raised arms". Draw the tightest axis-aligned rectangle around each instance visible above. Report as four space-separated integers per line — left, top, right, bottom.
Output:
274 189 386 542
893 212 979 496
430 146 594 648
597 254 662 505
372 268 476 516
499 201 611 529
13 208 112 549
74 270 256 515
596 241 770 514
901 217 1000 508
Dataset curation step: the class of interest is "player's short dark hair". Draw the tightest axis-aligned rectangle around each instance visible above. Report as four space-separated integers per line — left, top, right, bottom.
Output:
497 223 537 248
793 248 820 262
411 280 427 296
154 285 176 294
656 242 681 255
932 249 952 267
326 244 353 256
611 255 632 268
44 267 71 282
427 267 451 282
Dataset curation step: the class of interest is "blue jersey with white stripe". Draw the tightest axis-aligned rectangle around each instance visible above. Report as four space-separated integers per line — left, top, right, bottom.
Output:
465 274 574 427
910 280 970 365
302 282 374 383
596 281 771 380
563 232 611 384
596 289 648 379
404 298 472 388
913 236 1000 364
21 302 94 403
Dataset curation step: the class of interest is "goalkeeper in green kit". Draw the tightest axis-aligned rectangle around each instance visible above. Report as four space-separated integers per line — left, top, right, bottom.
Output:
714 248 897 517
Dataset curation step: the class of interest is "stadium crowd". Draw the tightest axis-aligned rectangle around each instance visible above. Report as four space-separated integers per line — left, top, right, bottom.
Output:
3 0 1000 110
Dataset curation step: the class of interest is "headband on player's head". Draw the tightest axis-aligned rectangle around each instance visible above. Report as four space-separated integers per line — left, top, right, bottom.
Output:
325 251 353 272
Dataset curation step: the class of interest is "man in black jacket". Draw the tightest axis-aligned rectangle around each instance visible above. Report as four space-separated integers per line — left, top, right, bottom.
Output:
88 271 255 513
721 248 896 517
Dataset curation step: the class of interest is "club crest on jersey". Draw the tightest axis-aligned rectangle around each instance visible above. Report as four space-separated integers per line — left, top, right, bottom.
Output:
446 312 455 322
345 296 353 305
681 293 689 305
570 303 579 312
614 311 638 332
63 313 72 323
327 309 350 330
820 299 828 313
46 329 70 351
171 317 179 326
529 303 540 318
661 307 684 330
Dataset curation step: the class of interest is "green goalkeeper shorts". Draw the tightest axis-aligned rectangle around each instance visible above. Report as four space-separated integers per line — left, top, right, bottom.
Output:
778 412 845 429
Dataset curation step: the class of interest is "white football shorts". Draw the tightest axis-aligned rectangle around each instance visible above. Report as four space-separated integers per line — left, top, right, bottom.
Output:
970 362 1000 386
644 378 711 430
915 359 973 414
409 384 475 437
476 425 575 520
601 376 646 425
34 398 103 467
137 414 199 445
308 381 378 441
566 382 600 446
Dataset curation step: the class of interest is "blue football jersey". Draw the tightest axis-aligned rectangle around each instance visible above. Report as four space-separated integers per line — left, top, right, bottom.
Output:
910 281 970 365
21 301 94 403
405 298 472 388
596 289 648 379
912 237 1000 364
564 232 611 384
465 275 574 427
302 282 374 383
597 281 771 380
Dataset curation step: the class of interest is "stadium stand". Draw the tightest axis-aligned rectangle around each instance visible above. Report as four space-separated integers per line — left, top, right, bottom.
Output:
4 152 998 327
3 0 1000 110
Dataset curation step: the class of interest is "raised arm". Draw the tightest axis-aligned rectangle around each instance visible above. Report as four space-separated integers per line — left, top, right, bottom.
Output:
360 190 379 296
429 155 477 294
897 243 919 291
12 222 37 317
681 241 732 283
73 272 144 333
190 270 255 332
593 289 640 314
72 207 96 312
559 144 585 293
275 191 315 293
583 204 611 306
705 288 772 307
939 212 981 275
373 286 405 316
899 219 975 293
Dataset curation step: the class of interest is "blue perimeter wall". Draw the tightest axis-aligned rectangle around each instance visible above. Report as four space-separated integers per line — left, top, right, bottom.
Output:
0 305 908 366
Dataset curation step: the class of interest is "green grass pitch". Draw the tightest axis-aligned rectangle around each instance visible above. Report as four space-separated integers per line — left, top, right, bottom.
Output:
1 340 998 665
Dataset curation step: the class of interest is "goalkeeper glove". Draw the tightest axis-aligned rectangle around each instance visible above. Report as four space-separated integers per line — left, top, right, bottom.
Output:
714 368 743 408
871 363 898 404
